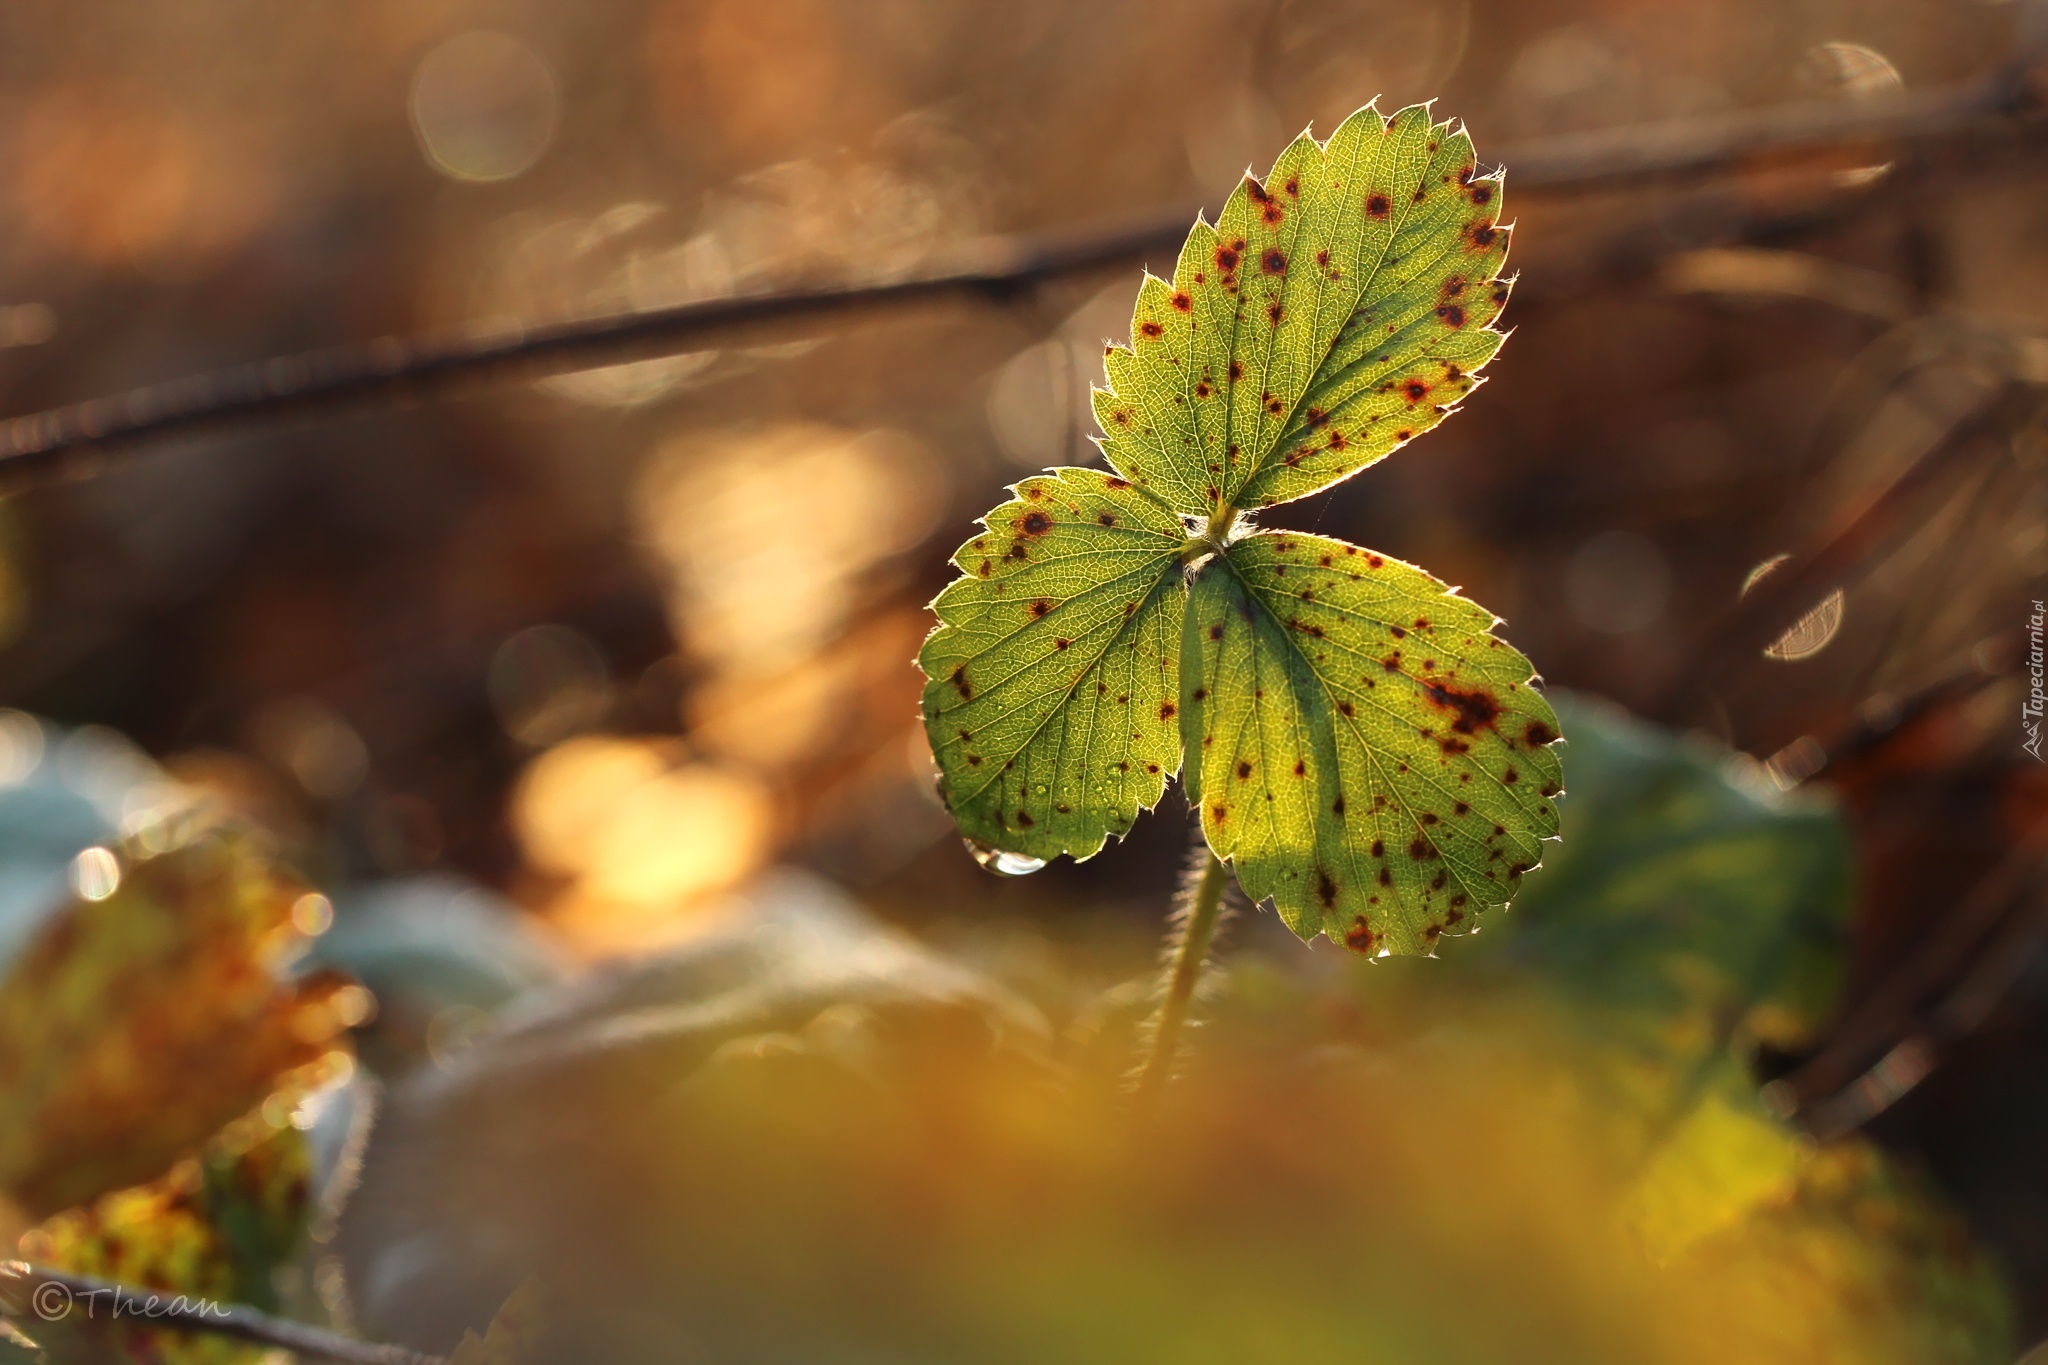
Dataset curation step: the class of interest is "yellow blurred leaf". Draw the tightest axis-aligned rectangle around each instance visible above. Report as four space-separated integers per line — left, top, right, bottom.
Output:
0 818 351 1216
448 1279 547 1365
18 1088 326 1365
1623 1087 1804 1264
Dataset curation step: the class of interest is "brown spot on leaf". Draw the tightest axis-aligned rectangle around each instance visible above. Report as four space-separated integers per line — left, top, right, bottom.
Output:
1171 292 1192 312
1366 194 1391 219
1139 321 1164 339
1437 304 1465 327
1424 682 1501 735
1524 720 1558 747
1344 917 1378 953
1236 760 1252 780
1160 701 1178 721
950 666 972 698
1408 837 1437 860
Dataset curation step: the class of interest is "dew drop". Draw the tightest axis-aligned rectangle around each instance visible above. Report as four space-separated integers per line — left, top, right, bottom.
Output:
962 838 1047 877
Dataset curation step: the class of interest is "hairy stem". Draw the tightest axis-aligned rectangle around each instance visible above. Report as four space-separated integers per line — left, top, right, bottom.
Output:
1131 841 1233 1116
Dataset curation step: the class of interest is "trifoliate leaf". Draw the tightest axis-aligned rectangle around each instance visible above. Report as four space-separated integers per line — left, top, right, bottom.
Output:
919 468 1189 862
1094 103 1508 517
924 104 1554 947
1181 533 1560 954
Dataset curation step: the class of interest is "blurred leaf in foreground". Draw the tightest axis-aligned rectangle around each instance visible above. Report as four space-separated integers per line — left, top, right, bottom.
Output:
334 774 2008 1362
0 817 354 1218
17 1084 331 1365
447 1281 548 1365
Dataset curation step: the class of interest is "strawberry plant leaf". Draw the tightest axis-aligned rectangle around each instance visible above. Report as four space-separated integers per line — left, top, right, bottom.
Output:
1094 103 1507 518
1182 533 1560 955
924 103 1557 952
920 468 1189 862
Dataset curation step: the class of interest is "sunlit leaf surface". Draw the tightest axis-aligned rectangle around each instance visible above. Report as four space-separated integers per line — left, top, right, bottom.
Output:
1094 103 1508 516
922 104 1552 950
0 820 351 1217
920 468 1188 862
1183 533 1560 954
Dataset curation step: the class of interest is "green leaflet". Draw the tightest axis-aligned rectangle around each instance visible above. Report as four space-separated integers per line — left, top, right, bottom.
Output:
921 102 1553 954
1093 103 1507 515
1182 534 1559 956
920 468 1189 863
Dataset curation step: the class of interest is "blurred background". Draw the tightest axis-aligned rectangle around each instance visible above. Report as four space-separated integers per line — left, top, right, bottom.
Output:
0 0 2044 1359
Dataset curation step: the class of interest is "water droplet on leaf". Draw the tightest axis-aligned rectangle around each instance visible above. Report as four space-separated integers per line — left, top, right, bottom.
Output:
961 838 1046 877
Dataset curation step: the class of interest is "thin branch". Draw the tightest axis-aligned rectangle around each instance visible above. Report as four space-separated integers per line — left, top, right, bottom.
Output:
0 1261 442 1365
1650 383 2036 721
1788 845 2048 1141
0 58 2042 492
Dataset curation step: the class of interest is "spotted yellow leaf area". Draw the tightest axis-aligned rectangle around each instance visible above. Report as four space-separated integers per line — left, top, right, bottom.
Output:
1182 534 1560 956
922 104 1558 952
1093 102 1508 516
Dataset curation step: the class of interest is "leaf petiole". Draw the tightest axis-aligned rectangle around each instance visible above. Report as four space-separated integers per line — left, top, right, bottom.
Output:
1131 843 1234 1117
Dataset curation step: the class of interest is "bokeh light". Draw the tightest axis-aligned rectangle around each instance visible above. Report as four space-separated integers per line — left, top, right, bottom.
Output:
410 31 560 183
